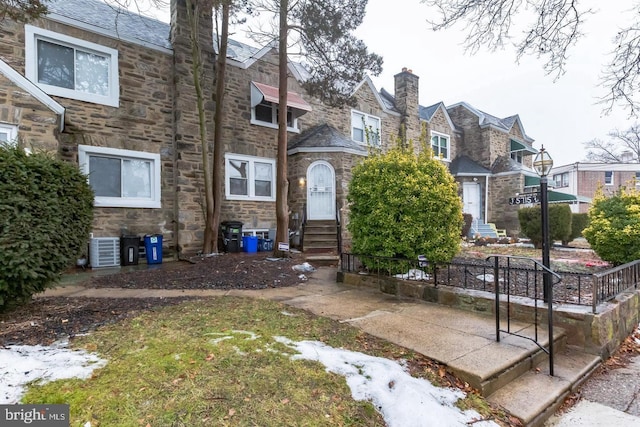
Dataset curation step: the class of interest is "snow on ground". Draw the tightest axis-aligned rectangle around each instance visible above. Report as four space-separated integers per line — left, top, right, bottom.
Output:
276 336 499 427
0 340 106 404
1 334 498 426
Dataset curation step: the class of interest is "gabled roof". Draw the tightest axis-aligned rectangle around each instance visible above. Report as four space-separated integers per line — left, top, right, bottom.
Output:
379 90 456 130
46 0 171 51
0 59 65 130
449 155 491 176
419 102 457 131
447 101 534 144
287 124 367 156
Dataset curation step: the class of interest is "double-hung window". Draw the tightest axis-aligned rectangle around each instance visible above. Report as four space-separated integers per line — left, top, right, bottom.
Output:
78 145 161 208
225 153 276 201
605 171 614 185
25 25 119 107
250 82 310 132
553 172 569 188
351 110 381 146
0 123 18 145
253 101 295 129
431 132 450 160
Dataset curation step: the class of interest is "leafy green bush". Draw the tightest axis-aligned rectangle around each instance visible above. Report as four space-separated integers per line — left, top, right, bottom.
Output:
518 204 572 248
563 213 589 245
583 189 640 265
347 141 463 269
0 145 94 311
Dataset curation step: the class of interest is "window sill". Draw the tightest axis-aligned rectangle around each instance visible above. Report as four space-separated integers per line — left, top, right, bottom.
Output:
250 119 299 133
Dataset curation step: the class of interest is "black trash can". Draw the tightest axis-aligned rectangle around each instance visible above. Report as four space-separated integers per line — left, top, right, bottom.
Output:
220 221 243 253
121 235 140 266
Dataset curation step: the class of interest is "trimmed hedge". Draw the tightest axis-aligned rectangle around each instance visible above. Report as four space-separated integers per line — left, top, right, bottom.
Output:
518 204 572 248
583 189 640 265
347 141 463 270
0 145 94 311
563 213 589 245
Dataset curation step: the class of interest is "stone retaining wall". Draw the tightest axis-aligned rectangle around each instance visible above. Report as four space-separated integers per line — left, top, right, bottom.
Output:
337 271 640 358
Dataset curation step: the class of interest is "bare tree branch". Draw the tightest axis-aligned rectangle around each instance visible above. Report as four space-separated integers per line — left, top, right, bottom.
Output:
0 0 47 22
584 123 640 162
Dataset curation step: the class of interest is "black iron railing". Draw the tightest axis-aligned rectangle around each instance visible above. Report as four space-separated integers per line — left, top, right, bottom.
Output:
487 255 561 376
340 253 640 312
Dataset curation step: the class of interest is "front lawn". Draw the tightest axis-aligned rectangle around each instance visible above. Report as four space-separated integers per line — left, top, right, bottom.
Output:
19 297 515 426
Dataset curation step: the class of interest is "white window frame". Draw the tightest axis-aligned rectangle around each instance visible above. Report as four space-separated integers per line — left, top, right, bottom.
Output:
604 171 614 186
25 25 119 107
351 110 381 146
553 172 569 188
0 123 18 145
251 101 300 132
431 131 451 161
225 153 276 202
78 145 161 208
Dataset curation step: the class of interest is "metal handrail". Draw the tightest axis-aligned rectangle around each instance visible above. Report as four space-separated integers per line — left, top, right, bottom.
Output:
487 255 561 376
336 200 342 254
591 259 640 313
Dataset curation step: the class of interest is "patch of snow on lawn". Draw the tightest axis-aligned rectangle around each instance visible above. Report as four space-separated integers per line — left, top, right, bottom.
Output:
1 340 106 404
275 337 498 427
394 269 430 280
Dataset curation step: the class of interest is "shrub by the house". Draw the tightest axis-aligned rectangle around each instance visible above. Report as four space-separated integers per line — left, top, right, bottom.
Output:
563 213 589 246
0 145 94 311
518 204 572 248
347 140 463 269
583 188 640 265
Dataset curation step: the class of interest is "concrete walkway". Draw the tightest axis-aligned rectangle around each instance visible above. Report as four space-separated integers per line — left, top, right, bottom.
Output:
41 265 640 426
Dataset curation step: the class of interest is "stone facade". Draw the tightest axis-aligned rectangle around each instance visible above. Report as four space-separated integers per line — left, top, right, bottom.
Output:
0 74 59 152
0 0 541 260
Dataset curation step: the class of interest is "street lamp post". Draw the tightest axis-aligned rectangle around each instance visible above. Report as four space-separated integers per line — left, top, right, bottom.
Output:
533 146 554 303
533 145 554 376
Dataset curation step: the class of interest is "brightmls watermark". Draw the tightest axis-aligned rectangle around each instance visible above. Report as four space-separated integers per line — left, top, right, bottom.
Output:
1 404 69 426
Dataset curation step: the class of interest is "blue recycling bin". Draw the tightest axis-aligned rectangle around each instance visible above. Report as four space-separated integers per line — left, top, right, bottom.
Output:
144 234 163 264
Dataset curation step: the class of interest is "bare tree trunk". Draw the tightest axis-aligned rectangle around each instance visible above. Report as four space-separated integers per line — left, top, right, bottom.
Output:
211 1 230 253
186 0 215 254
275 0 289 257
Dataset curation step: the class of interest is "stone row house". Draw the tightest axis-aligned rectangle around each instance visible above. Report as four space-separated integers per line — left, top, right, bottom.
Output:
0 0 540 265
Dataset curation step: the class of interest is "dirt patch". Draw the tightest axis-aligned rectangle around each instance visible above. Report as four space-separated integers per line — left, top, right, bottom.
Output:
1 252 311 346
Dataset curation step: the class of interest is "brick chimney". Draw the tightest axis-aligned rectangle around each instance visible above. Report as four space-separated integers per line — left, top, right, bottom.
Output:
394 67 420 145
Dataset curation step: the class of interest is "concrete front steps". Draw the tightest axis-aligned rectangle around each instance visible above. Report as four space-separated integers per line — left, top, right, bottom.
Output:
302 220 340 266
303 220 339 253
455 325 601 427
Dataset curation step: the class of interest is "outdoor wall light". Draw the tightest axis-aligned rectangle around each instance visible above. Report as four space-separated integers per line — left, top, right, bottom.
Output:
299 177 306 186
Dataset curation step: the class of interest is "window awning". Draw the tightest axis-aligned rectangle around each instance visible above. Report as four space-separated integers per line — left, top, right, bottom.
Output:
548 191 591 204
251 81 312 113
524 175 540 187
510 139 537 155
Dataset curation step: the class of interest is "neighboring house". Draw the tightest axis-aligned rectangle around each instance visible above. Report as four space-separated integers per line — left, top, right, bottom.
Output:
549 162 640 213
0 0 542 264
445 102 538 236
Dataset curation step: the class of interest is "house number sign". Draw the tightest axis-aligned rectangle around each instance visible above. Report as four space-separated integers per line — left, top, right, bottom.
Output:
508 193 540 205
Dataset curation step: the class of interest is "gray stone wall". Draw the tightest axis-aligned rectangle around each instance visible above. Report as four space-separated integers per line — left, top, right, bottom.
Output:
0 75 59 152
170 0 214 254
1 15 178 255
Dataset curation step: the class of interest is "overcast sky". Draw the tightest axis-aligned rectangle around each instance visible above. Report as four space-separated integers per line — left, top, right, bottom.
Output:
138 0 636 167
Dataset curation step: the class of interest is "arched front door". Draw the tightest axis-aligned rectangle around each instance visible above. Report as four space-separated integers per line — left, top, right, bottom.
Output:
307 161 335 220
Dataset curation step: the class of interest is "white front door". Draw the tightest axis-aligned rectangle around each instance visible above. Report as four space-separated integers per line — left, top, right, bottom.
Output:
307 161 335 220
462 182 481 220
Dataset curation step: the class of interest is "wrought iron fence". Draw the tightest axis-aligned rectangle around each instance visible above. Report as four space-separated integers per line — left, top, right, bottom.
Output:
340 253 640 312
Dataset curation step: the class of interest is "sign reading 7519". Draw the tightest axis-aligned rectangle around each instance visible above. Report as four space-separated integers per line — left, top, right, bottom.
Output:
509 194 540 205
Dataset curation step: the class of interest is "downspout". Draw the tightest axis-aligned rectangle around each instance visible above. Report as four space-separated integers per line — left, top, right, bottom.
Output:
485 175 489 223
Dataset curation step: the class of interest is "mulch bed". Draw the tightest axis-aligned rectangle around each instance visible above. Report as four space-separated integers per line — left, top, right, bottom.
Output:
1 252 310 346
